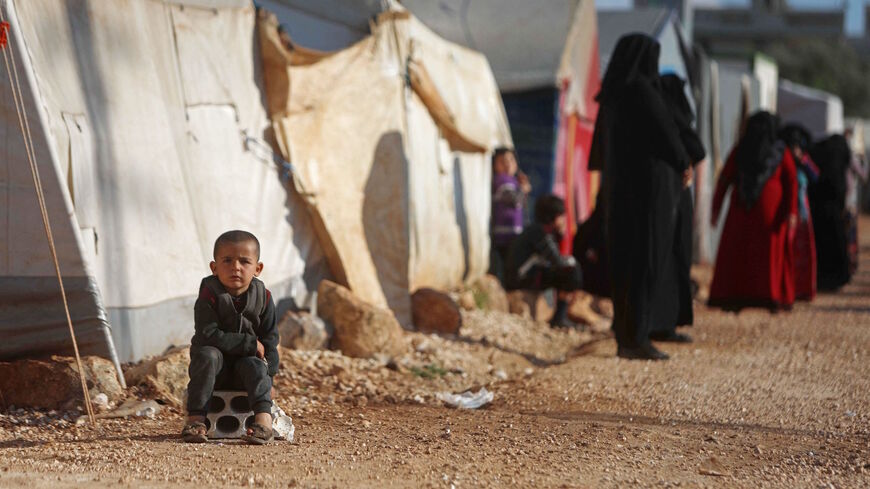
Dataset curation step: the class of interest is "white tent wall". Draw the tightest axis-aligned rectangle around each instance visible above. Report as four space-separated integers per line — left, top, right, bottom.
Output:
3 0 330 362
0 0 117 364
401 15 508 290
400 0 580 93
778 79 845 140
266 8 511 325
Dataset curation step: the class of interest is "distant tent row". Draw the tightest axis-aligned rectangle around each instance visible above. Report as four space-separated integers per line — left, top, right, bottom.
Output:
0 0 509 373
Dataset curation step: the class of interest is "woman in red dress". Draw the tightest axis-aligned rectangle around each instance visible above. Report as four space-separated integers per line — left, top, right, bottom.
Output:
709 111 798 310
779 124 819 301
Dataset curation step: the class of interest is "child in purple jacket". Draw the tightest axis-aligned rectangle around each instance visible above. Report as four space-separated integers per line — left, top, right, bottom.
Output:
489 147 530 283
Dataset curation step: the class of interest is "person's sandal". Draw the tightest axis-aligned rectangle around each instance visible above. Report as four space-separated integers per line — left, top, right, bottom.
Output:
182 421 208 443
241 423 274 445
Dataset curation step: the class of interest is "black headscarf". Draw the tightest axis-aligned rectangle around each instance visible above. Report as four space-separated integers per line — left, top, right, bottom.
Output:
778 123 812 153
735 111 785 209
596 33 660 105
660 74 706 164
590 33 661 172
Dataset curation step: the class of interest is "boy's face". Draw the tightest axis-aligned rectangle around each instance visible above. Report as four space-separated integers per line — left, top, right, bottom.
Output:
544 214 568 238
494 152 518 176
553 214 567 236
209 240 263 296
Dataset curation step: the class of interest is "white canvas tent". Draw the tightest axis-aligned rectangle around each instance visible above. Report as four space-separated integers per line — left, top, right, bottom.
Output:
597 8 691 82
0 0 331 367
259 6 512 325
399 0 581 93
778 79 845 140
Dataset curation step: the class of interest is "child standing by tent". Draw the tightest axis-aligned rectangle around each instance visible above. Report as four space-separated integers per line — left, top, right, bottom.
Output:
182 231 279 445
489 147 531 284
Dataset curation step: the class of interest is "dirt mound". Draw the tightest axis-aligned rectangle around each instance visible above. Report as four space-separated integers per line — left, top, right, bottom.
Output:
0 356 123 410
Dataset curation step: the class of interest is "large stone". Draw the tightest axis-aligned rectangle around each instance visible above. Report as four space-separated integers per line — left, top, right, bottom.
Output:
0 355 123 410
456 290 476 311
278 310 330 350
411 288 462 335
124 346 190 407
506 289 553 321
317 280 406 359
506 291 531 319
469 274 509 312
568 291 604 326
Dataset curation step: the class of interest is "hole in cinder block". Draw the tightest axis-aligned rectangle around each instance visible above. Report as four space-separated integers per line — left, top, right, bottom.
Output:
244 415 255 429
208 396 226 413
216 415 240 433
203 417 212 431
230 395 250 413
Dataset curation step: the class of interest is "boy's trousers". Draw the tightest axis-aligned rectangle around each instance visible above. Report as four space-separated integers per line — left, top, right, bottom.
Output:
187 345 272 416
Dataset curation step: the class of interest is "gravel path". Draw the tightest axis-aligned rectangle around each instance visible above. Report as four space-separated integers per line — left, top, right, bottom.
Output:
2 222 869 488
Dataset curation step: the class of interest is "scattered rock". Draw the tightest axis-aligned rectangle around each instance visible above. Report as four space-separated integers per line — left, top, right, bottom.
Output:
91 393 111 413
590 296 614 319
568 292 605 326
278 310 330 350
507 291 531 319
469 275 509 312
317 280 406 359
411 288 462 335
124 346 190 407
0 355 123 410
76 399 161 425
505 290 553 321
456 290 476 311
698 457 731 477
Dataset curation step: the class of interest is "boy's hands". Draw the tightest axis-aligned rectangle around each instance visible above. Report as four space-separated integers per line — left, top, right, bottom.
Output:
256 340 265 359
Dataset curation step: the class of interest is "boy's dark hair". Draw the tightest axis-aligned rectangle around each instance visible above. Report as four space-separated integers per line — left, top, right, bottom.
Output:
213 230 260 260
534 194 565 225
491 146 514 167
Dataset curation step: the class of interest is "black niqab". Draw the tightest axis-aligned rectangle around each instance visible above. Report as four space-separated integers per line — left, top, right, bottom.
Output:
735 111 785 209
596 33 660 105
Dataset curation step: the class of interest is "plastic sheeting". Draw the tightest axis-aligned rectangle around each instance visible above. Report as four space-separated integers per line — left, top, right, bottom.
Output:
260 7 511 325
401 0 580 93
1 0 330 362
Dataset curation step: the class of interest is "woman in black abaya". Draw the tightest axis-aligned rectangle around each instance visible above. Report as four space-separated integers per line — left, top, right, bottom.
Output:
656 74 706 340
593 34 690 360
809 135 853 290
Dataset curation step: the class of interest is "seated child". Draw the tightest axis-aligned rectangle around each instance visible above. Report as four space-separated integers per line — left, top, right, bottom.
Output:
505 194 583 328
182 230 279 445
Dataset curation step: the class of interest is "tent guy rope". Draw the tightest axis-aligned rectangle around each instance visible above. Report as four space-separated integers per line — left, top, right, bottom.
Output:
0 10 96 425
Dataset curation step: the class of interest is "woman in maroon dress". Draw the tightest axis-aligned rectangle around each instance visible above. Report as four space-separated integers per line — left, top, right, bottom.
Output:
709 111 798 310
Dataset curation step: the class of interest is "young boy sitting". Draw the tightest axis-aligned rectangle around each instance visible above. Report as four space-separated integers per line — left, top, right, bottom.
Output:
505 194 583 328
182 230 279 445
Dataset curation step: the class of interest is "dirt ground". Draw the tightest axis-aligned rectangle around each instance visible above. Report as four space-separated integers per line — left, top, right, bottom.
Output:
2 222 870 488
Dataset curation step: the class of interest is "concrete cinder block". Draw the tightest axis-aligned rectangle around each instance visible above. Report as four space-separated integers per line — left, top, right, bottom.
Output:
206 390 254 439
205 390 295 441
